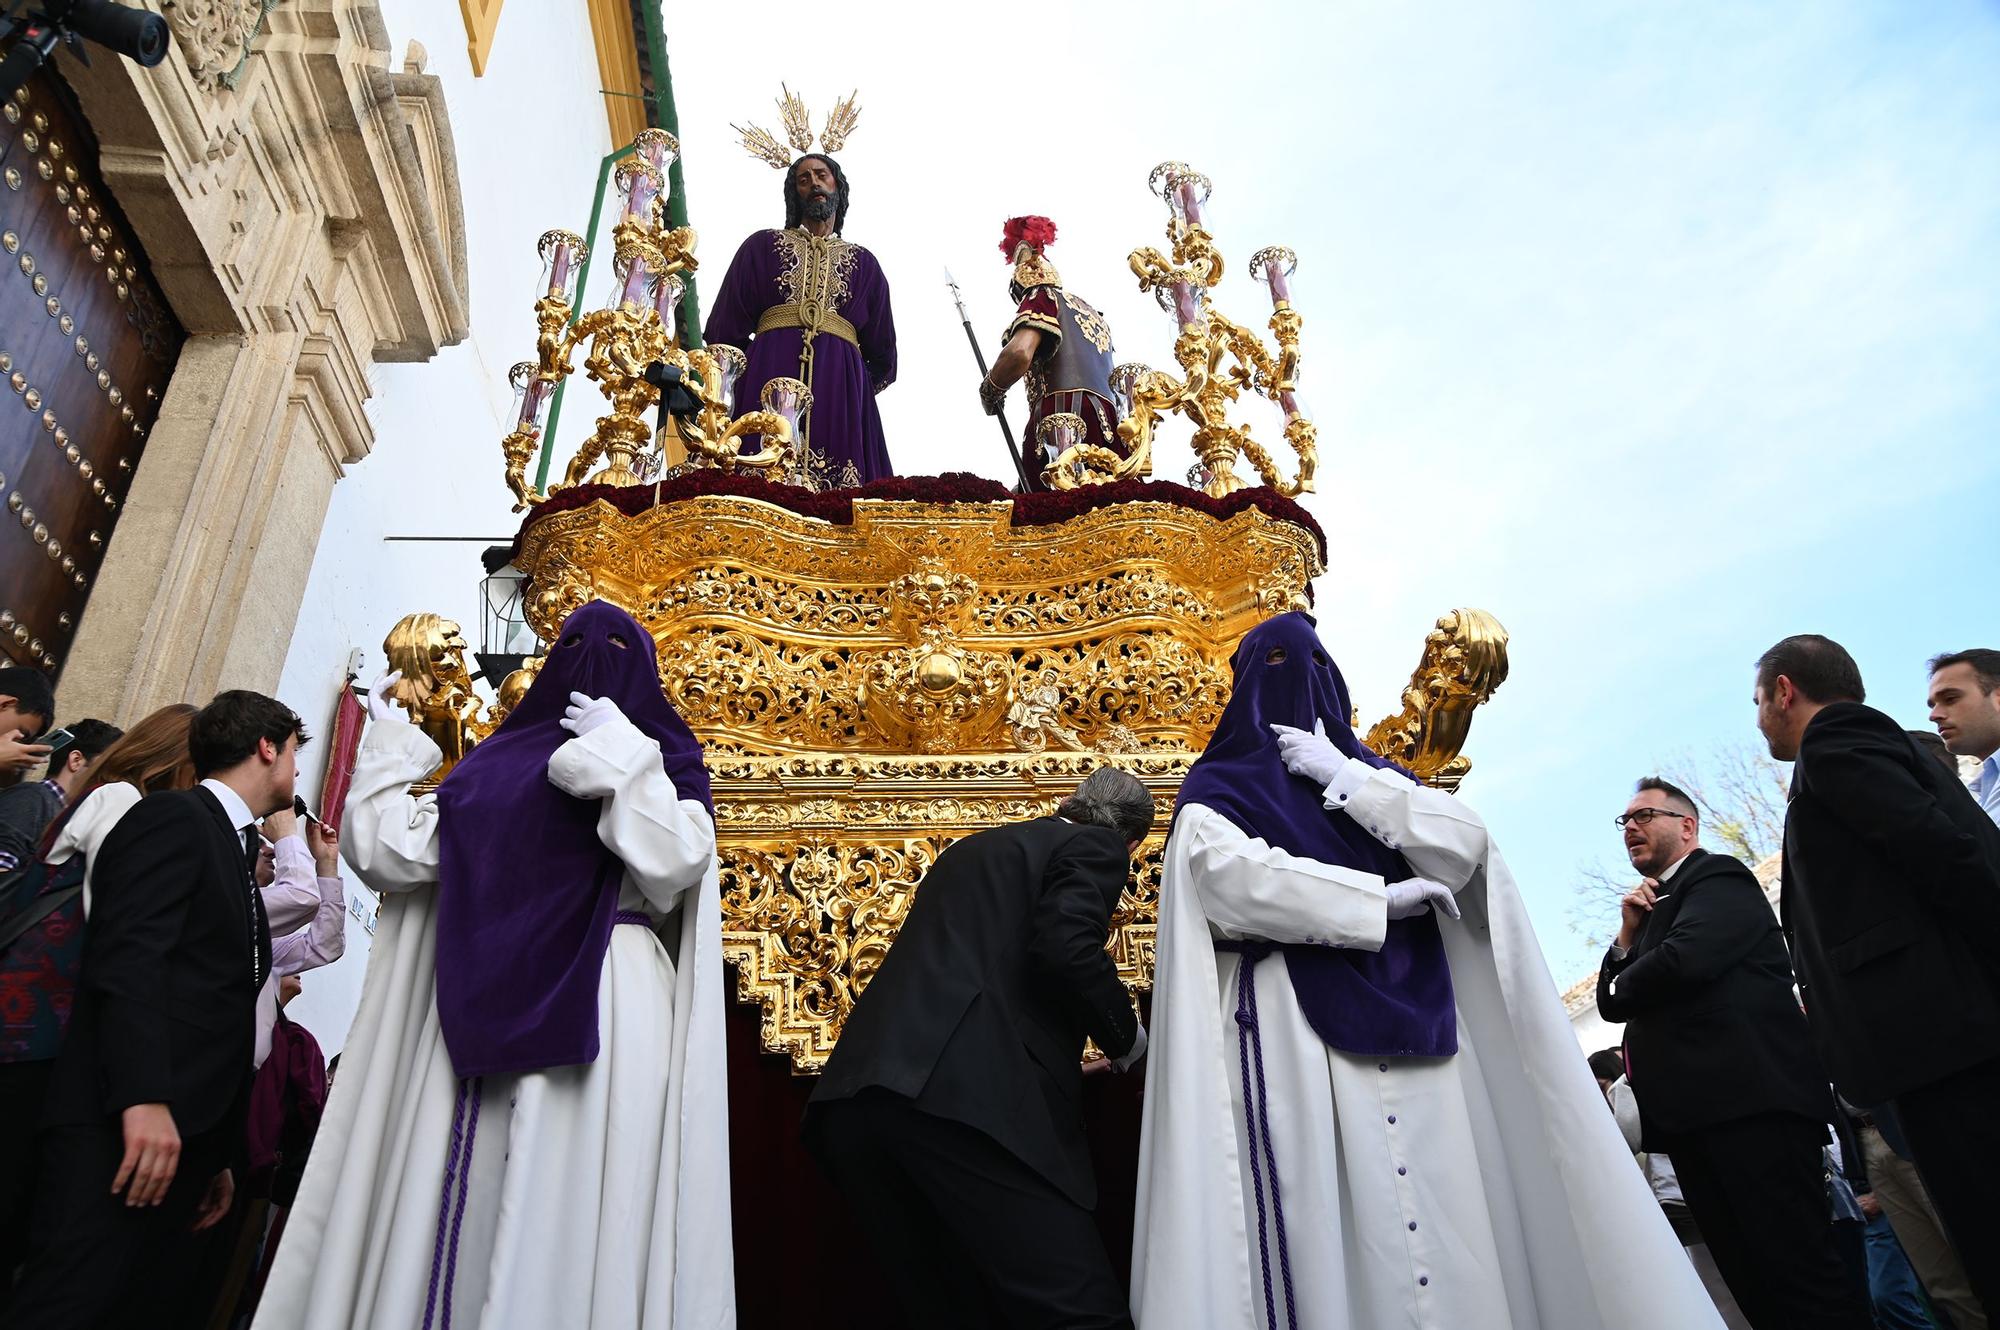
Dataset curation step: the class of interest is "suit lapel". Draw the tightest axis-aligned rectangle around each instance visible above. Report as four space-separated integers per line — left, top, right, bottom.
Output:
1635 850 1704 954
194 785 242 851
191 788 260 976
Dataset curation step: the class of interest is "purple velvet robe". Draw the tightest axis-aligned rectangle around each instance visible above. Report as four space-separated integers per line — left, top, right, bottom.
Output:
1176 612 1457 1057
703 227 897 483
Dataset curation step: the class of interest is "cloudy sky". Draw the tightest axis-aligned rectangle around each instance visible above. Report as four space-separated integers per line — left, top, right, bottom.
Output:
571 1 2000 983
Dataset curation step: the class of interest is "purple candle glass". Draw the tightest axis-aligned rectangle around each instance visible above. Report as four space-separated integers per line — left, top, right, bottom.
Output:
509 361 548 432
537 230 586 304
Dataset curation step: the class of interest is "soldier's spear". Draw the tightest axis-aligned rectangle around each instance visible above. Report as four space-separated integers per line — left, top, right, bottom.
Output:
945 268 1035 493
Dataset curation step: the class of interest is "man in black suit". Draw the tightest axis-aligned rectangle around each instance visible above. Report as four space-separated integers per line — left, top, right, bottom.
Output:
1755 633 2000 1320
806 767 1153 1330
6 691 306 1329
1596 776 1866 1329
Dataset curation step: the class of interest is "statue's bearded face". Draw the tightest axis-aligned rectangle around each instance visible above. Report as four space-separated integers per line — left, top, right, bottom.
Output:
794 157 837 222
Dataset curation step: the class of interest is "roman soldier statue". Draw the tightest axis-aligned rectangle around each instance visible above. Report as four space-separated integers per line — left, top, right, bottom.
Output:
977 216 1121 490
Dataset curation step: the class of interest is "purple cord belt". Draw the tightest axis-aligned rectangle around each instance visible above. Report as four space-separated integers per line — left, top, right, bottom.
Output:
419 910 656 1328
1215 940 1299 1330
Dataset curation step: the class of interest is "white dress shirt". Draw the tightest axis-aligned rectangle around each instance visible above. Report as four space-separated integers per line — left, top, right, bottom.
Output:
200 777 255 837
1973 753 2000 826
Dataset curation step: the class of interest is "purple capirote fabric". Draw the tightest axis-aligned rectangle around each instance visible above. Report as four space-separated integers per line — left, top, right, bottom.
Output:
432 600 713 1079
1175 611 1457 1058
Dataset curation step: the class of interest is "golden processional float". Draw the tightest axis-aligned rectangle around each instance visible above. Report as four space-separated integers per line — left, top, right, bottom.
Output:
384 125 1511 1077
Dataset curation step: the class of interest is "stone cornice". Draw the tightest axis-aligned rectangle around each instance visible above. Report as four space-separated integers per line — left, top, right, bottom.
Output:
55 1 468 379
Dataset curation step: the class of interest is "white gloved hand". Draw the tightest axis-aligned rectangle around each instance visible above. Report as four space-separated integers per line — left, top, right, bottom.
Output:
559 691 622 738
1112 1022 1149 1072
1270 719 1354 789
1384 877 1461 922
365 670 404 724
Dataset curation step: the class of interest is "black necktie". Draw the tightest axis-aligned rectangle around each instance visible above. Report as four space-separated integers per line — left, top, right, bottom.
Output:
240 826 266 989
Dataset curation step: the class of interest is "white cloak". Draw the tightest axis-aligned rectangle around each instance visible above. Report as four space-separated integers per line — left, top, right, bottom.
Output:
254 715 734 1329
1131 768 1722 1330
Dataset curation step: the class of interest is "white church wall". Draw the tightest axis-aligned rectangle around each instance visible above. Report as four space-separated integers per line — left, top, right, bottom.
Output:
277 5 614 1052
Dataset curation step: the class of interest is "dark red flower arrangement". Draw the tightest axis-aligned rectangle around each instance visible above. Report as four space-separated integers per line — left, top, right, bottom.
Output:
514 470 1325 563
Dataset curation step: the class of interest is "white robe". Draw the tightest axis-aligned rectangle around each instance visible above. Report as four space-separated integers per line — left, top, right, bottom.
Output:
253 715 734 1330
1131 769 1723 1330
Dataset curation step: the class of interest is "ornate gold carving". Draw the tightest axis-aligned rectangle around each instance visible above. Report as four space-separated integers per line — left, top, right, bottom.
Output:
492 490 1506 1071
507 491 1324 1068
854 568 1012 753
1099 165 1315 499
502 173 792 508
713 753 1180 1068
490 654 544 725
382 614 496 788
1008 677 1086 753
1364 608 1511 791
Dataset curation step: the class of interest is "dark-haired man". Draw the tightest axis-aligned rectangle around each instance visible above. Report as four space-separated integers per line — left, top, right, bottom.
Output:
704 152 898 484
806 767 1151 1330
0 719 121 876
1755 634 2000 1319
1597 776 1861 1328
9 690 307 1327
1928 647 2000 825
0 668 54 783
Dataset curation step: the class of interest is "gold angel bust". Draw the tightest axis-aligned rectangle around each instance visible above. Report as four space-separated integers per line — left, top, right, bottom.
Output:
382 613 492 785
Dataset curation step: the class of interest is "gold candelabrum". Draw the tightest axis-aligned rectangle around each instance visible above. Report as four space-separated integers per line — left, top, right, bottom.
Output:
1070 162 1315 500
499 130 794 513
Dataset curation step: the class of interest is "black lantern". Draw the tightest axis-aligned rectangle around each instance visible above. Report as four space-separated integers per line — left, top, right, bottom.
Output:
476 545 535 684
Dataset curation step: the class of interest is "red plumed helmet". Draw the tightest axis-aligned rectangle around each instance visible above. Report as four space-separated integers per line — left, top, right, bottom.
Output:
1000 215 1058 260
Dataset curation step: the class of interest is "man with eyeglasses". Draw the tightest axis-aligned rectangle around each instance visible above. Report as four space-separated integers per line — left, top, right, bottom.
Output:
1597 777 1867 1329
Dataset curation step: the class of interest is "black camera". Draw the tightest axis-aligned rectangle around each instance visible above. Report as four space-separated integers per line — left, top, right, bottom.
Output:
0 1 171 103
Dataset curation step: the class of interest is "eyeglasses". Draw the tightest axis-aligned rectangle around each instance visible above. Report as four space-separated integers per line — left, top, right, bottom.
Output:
1614 809 1691 829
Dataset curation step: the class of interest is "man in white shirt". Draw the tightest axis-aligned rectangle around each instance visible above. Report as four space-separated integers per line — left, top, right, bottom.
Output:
1927 648 2000 824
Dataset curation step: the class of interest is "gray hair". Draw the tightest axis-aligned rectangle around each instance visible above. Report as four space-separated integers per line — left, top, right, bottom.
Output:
1055 766 1155 844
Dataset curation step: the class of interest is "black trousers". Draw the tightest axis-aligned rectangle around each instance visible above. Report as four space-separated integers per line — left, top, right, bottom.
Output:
2 1116 230 1329
1659 1111 1872 1330
1893 1055 2000 1320
0 1061 53 1293
807 1090 1132 1330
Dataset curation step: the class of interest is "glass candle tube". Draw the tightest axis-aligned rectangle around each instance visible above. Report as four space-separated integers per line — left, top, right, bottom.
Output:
509 361 548 432
761 376 810 441
1251 246 1298 306
1109 363 1150 417
651 272 685 330
707 344 747 406
614 253 651 310
613 158 664 226
537 230 586 304
633 128 679 176
1156 281 1206 330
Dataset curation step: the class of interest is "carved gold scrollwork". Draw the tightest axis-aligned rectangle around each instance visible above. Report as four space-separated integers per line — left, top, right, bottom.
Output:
1364 608 1511 791
712 754 1181 1070
497 492 1507 1072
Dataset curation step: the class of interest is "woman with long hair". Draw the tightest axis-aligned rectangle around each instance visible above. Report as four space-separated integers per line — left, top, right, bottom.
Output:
41 702 199 915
